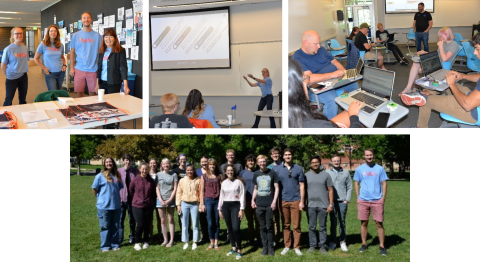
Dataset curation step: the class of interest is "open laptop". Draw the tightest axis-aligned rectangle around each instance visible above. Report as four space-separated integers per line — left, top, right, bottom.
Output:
342 57 364 80
419 51 449 81
341 66 395 115
386 33 395 43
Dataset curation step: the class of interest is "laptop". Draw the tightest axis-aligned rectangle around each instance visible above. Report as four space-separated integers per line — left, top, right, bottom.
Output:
342 57 364 80
386 33 395 43
341 66 395 115
419 51 449 81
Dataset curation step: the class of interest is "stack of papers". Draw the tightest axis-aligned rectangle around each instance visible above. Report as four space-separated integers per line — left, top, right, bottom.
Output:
21 110 50 123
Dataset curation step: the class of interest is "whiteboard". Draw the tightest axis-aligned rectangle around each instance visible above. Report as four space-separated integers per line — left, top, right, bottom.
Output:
289 0 337 51
151 41 282 96
385 0 480 28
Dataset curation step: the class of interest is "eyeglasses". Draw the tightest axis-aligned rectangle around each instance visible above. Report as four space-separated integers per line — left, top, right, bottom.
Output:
311 161 320 164
14 33 23 35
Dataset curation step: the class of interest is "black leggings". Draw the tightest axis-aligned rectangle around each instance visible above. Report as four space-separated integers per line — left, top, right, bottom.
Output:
386 43 405 63
132 206 153 244
222 201 242 249
253 94 276 128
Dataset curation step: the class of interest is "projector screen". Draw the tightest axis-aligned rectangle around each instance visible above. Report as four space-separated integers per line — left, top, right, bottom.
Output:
385 0 434 14
150 7 231 71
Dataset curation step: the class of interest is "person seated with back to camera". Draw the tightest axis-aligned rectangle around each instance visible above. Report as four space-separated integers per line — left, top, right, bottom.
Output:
181 89 220 128
293 30 360 120
150 93 193 128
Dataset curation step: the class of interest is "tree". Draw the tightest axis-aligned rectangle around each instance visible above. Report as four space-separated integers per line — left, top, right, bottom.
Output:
70 135 107 176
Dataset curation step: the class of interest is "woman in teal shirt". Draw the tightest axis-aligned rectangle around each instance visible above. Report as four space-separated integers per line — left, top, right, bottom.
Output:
34 25 66 91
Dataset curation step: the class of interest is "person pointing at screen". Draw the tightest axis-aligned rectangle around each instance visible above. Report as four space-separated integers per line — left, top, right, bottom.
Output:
243 68 276 128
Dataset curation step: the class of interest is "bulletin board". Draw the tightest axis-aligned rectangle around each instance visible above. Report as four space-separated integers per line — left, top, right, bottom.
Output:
40 0 143 98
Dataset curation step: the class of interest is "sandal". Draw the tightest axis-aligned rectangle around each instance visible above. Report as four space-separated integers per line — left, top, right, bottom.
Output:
397 87 413 97
402 58 410 65
206 244 214 250
399 60 408 66
214 245 220 250
161 241 168 246
166 241 174 248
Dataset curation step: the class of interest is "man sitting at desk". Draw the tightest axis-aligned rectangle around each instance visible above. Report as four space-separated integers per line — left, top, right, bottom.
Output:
354 23 387 70
150 93 193 128
293 30 359 120
406 34 480 128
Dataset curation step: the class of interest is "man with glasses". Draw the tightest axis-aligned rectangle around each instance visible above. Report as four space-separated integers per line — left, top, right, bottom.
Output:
267 147 283 245
292 30 359 120
325 154 352 252
221 149 243 176
305 155 334 255
276 148 305 256
150 93 193 128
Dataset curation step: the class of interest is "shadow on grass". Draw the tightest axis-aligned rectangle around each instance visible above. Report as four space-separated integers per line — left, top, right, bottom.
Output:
70 172 98 176
346 233 405 248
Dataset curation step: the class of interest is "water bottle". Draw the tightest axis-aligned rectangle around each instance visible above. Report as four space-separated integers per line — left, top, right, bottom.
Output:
231 105 237 123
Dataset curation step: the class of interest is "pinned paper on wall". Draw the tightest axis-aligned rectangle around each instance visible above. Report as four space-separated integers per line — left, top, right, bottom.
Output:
109 15 115 28
97 13 103 24
126 18 133 30
131 46 139 60
132 31 136 45
125 8 133 19
99 24 104 35
127 60 132 73
118 7 124 21
126 30 133 45
70 24 73 32
120 28 126 41
54 15 56 24
104 17 108 27
74 22 77 29
78 20 82 29
92 21 99 33
122 45 129 58
116 22 122 35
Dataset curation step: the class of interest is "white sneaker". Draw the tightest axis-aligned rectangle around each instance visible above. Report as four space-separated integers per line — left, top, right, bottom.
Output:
340 241 348 252
192 243 197 250
142 242 149 249
183 243 189 250
134 243 141 251
281 248 290 255
294 248 303 256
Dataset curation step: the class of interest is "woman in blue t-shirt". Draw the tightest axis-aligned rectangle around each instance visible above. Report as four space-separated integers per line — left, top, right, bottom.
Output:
34 25 66 91
1 27 29 106
181 89 220 128
243 68 276 128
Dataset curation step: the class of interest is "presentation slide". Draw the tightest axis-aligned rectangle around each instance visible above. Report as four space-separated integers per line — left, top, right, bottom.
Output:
386 0 434 14
150 8 230 70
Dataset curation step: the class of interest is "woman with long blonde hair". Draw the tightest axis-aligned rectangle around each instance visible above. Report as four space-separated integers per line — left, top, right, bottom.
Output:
34 24 67 90
156 158 178 247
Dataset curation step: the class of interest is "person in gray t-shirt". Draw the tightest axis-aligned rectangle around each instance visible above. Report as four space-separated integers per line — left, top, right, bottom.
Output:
304 155 333 254
155 158 178 247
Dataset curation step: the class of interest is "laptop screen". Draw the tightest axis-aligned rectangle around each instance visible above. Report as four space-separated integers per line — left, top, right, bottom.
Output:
355 57 364 74
420 51 442 75
361 66 395 99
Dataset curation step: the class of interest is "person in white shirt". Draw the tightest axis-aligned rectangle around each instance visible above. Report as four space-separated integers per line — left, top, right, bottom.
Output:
219 164 246 260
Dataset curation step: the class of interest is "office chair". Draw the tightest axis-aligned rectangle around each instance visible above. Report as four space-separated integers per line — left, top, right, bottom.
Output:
440 107 480 128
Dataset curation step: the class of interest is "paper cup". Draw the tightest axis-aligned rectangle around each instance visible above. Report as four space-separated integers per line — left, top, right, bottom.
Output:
98 89 105 101
227 115 233 124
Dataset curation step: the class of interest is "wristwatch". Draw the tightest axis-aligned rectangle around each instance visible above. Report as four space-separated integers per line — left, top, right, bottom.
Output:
329 204 333 207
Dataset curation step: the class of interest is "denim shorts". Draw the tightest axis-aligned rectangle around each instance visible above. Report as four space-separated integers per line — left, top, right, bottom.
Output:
156 198 176 208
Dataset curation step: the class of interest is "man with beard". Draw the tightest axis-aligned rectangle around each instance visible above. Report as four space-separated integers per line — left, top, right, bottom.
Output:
292 30 359 120
70 12 102 97
354 148 388 256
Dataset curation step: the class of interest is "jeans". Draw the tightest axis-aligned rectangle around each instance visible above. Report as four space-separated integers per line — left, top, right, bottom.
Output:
329 201 348 243
308 207 327 248
97 208 121 251
204 197 220 240
99 80 121 94
132 206 154 244
4 73 28 106
308 82 359 120
44 71 65 91
256 206 274 248
415 31 429 52
253 94 276 128
181 201 200 242
222 201 242 249
119 201 136 244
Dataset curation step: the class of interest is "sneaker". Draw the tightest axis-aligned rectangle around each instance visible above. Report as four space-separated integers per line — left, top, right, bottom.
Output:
134 243 141 251
183 243 189 250
329 242 336 251
380 246 387 256
227 249 236 256
101 249 109 252
400 92 427 106
129 238 134 244
307 247 316 253
359 244 367 253
268 247 275 256
236 252 243 260
112 247 120 251
319 247 328 255
261 248 268 256
280 248 290 255
294 248 303 256
142 242 149 249
340 241 348 252
192 243 197 250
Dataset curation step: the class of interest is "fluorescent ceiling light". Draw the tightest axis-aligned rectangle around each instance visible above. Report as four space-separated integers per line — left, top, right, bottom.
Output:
153 0 245 8
0 11 18 14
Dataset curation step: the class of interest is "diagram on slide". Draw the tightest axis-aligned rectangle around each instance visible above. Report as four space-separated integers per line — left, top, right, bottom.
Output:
151 12 230 62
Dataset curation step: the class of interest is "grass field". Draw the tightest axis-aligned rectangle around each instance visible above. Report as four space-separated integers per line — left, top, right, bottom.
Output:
71 175 410 261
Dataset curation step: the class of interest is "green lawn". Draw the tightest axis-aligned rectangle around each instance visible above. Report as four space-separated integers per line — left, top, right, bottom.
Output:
71 176 410 261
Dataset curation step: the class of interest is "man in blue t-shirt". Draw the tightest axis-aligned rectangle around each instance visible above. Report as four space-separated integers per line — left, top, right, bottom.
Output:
353 148 388 256
70 12 102 97
293 30 359 120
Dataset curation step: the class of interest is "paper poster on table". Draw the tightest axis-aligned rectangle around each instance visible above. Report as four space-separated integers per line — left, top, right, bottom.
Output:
126 18 133 30
116 22 122 35
125 8 133 19
131 46 139 60
118 7 124 21
78 20 82 29
104 17 109 28
99 24 104 36
109 15 115 28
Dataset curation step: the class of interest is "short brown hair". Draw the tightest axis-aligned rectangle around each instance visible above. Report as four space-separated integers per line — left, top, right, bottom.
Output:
331 154 341 160
160 93 179 112
226 149 235 155
364 148 374 155
81 12 92 19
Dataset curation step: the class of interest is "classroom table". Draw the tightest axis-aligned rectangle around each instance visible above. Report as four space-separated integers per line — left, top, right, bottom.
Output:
309 75 363 109
0 104 50 129
253 110 282 128
217 122 242 129
334 97 408 128
44 93 143 129
372 46 386 62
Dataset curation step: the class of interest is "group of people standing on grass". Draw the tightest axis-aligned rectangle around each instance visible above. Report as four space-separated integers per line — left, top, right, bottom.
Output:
92 147 389 257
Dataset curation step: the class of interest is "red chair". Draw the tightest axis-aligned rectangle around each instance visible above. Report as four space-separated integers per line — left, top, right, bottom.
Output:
188 118 214 128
